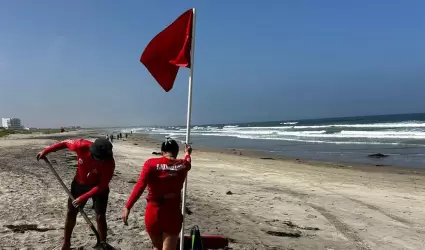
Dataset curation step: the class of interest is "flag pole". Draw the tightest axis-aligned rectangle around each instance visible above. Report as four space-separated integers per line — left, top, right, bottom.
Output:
180 7 196 250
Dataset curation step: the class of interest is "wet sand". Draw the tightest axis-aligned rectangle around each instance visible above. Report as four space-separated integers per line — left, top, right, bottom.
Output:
0 131 424 250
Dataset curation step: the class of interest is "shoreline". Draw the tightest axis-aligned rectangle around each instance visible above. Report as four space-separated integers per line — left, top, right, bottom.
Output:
122 133 425 176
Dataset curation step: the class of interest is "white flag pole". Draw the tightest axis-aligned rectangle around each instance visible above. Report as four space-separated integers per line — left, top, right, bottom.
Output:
180 7 196 250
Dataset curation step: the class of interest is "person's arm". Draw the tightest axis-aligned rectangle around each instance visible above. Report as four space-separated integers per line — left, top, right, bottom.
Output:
183 144 192 171
78 162 115 202
183 154 192 171
125 160 151 210
39 139 81 156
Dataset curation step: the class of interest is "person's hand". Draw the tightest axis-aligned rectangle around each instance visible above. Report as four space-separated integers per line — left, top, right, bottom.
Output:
72 197 83 208
122 207 130 226
36 151 47 161
184 144 192 155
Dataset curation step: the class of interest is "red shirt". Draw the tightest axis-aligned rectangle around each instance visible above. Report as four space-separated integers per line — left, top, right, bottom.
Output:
42 139 115 202
125 154 191 210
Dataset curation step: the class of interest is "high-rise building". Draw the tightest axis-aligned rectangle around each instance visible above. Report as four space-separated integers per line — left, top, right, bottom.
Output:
1 118 10 128
9 118 22 129
1 118 22 130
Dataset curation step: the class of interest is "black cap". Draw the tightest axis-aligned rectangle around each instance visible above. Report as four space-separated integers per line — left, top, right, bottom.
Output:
161 137 179 157
90 138 113 160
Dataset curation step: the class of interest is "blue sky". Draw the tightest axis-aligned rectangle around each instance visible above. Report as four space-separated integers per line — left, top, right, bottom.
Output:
0 1 424 128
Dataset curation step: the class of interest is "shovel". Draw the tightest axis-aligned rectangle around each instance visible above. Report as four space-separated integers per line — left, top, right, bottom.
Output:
43 157 115 250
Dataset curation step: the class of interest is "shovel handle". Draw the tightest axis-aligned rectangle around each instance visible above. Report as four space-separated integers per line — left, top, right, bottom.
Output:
43 157 102 247
43 158 76 200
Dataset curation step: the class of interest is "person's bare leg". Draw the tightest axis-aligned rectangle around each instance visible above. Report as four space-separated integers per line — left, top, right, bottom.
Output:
96 214 107 242
149 232 163 250
62 209 78 250
162 232 179 250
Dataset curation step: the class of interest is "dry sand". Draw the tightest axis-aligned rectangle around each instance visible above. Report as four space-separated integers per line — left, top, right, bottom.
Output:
0 131 425 250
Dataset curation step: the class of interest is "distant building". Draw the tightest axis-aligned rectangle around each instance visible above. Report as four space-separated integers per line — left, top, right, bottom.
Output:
9 118 22 129
67 126 81 129
1 118 10 128
65 126 81 130
1 118 22 130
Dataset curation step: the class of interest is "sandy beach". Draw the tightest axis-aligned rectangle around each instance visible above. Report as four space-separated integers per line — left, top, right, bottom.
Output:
1 131 425 250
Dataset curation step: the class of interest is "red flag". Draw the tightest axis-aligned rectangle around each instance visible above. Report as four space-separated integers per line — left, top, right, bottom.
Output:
141 9 193 92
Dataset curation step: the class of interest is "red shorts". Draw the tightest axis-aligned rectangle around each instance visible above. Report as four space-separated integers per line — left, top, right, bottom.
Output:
144 201 183 236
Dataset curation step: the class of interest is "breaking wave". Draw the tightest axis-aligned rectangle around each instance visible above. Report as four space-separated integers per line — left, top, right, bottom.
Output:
124 120 425 146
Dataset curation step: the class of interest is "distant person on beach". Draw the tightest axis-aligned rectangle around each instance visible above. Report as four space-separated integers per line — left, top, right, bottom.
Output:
110 134 113 143
36 138 115 250
122 138 192 250
125 133 128 138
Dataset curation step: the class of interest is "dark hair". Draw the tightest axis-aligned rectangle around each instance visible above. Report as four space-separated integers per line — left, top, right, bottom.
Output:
161 137 179 158
90 138 113 160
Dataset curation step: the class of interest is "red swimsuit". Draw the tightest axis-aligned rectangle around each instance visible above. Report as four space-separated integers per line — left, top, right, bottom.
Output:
126 154 191 235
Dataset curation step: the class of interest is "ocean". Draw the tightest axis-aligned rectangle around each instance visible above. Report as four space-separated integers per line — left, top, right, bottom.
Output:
122 113 425 168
